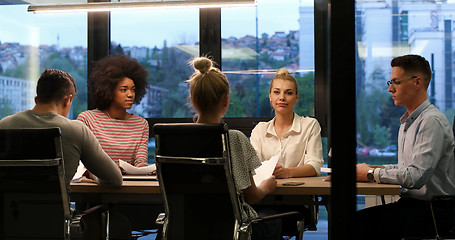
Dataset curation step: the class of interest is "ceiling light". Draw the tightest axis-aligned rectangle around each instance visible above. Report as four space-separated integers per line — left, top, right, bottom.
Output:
28 0 256 14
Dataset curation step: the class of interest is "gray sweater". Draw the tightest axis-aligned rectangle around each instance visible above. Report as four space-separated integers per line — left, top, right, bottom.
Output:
0 110 123 188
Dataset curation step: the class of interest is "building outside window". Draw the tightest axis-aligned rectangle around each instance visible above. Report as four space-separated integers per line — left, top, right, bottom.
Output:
111 8 199 118
221 0 315 118
355 0 455 167
0 4 87 120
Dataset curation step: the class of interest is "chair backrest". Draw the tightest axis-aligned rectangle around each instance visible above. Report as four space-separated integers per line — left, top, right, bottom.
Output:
153 123 243 240
0 128 71 240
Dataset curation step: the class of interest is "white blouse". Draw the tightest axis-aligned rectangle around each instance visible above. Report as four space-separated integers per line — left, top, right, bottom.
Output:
250 113 324 175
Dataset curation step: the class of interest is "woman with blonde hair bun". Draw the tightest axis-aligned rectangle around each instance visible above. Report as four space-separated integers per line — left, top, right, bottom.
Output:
251 68 323 178
186 56 283 240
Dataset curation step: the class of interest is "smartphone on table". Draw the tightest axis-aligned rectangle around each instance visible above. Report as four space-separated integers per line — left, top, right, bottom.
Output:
282 181 305 186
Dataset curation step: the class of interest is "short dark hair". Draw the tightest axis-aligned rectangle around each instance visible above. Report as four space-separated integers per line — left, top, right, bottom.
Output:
36 69 77 104
89 55 149 110
391 54 431 89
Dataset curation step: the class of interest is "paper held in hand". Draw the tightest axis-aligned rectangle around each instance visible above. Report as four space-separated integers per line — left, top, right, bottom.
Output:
71 160 157 183
253 151 280 186
71 161 87 183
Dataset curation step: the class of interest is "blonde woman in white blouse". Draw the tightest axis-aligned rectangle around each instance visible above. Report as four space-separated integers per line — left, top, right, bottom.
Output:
250 68 324 178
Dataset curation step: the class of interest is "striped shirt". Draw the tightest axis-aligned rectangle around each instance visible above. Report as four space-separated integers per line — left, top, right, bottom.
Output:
77 109 149 166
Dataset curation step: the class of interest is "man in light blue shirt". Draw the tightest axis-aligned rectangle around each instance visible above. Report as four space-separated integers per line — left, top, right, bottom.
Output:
356 54 455 239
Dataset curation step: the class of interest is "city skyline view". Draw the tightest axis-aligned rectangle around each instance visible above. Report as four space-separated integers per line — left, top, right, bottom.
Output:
0 0 308 49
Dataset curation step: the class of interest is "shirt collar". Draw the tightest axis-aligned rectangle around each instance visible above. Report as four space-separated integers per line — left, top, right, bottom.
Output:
400 99 431 127
266 113 301 137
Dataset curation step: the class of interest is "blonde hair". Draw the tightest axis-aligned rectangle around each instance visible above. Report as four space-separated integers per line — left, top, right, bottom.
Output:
186 57 230 114
269 68 299 94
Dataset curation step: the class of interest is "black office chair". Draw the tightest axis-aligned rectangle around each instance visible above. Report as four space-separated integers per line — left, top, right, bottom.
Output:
153 123 303 240
423 116 455 239
0 128 109 240
0 127 74 239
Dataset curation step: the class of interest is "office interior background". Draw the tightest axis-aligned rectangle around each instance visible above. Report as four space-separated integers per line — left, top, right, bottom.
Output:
1 0 454 238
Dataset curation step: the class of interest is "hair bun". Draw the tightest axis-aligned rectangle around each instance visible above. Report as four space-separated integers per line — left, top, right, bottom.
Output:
193 57 213 74
276 68 290 76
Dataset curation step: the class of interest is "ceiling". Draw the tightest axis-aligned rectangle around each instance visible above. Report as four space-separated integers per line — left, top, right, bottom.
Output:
0 0 172 5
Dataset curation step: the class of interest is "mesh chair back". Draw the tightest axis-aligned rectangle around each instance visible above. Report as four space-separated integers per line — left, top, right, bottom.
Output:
153 123 242 240
0 128 71 240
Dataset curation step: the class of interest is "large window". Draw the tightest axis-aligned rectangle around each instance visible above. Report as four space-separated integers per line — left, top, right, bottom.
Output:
222 0 315 118
109 0 315 120
0 5 87 119
0 2 317 121
111 9 199 118
355 0 455 165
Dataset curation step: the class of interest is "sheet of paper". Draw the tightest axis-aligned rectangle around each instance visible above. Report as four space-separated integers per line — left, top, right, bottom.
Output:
123 175 157 181
71 161 87 183
119 159 156 175
253 152 280 186
321 167 332 173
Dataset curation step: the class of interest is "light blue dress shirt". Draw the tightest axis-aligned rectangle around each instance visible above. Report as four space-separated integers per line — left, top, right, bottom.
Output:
378 100 455 200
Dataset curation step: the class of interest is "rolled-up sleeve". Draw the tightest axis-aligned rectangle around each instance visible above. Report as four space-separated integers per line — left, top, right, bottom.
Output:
379 117 444 189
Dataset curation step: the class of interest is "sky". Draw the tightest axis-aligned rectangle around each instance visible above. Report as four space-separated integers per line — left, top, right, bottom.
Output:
0 0 311 48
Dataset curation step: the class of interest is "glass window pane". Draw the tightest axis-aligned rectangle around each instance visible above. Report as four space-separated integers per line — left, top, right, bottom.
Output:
111 9 199 163
355 0 455 164
0 5 87 119
222 0 314 117
111 9 199 118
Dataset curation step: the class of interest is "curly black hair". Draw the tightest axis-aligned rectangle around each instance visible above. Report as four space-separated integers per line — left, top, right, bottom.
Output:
89 55 149 110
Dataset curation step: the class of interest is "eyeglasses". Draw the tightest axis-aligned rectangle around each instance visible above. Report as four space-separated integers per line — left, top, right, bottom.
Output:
387 76 417 87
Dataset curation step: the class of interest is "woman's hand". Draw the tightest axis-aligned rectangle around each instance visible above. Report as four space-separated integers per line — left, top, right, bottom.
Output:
135 162 148 168
273 164 291 178
260 175 277 194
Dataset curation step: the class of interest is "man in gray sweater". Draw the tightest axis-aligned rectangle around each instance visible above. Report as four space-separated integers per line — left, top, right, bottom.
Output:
0 69 122 188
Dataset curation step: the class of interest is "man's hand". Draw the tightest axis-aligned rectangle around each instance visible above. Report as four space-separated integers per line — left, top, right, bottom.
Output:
356 163 370 182
82 170 96 183
118 165 126 175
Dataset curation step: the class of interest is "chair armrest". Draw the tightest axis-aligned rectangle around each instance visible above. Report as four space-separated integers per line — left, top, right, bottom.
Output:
431 195 455 203
70 205 109 240
257 211 302 222
239 211 303 233
156 213 166 225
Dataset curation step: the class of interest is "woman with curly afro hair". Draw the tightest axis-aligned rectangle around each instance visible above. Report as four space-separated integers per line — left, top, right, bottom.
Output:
77 55 150 168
